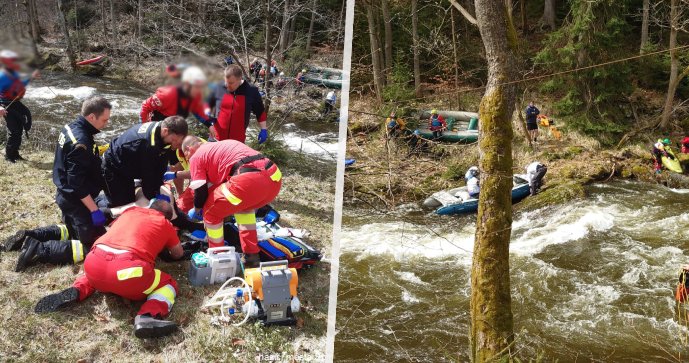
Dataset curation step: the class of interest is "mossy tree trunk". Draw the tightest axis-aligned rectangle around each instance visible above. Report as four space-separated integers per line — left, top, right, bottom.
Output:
640 0 650 54
471 0 517 361
381 0 393 81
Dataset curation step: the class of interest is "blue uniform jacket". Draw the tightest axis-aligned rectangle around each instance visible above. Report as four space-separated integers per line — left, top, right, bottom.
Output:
53 116 103 200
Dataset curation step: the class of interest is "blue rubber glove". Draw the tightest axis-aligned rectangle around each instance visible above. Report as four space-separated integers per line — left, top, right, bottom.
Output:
188 209 203 221
258 129 268 144
154 194 171 203
163 171 177 181
91 210 106 226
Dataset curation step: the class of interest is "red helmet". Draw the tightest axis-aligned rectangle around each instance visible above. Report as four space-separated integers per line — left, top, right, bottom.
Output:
0 50 20 71
683 136 689 144
165 64 181 79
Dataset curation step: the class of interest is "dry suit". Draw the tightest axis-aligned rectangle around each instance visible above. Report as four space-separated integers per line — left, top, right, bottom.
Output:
0 68 32 161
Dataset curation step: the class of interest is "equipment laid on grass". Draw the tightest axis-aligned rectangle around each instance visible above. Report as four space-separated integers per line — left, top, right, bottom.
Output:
204 260 300 326
188 246 242 286
244 261 300 325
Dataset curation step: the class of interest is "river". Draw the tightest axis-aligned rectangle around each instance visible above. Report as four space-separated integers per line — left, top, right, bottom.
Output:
18 72 339 169
335 181 689 362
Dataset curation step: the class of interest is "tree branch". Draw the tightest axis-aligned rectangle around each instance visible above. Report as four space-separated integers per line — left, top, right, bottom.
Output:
448 0 477 25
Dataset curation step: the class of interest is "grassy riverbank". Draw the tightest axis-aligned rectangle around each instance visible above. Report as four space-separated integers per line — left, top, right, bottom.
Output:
0 147 333 362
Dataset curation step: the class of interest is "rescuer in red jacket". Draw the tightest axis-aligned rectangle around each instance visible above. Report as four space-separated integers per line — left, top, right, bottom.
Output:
35 201 184 339
206 64 268 144
140 66 217 136
182 138 281 267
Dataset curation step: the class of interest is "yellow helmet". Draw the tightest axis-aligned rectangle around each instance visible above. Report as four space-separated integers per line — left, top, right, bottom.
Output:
431 109 438 115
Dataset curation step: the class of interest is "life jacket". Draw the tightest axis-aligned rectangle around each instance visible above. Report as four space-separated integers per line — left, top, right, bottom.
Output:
682 137 689 153
151 86 192 122
0 70 26 101
431 117 442 128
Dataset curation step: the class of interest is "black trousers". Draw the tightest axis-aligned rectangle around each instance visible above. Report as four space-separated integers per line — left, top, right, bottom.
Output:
529 166 548 196
2 100 31 159
56 192 106 248
102 164 136 208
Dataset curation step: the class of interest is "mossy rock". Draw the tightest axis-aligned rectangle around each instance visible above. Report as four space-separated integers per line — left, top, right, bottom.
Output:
349 120 380 134
44 64 64 72
77 64 107 77
516 180 586 211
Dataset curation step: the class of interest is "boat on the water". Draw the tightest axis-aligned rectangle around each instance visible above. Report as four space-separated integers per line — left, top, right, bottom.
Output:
423 175 531 215
415 109 479 143
302 66 343 89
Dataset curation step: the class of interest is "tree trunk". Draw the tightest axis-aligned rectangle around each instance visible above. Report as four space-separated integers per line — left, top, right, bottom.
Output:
24 0 40 59
381 0 393 81
365 0 384 101
100 0 107 41
451 7 461 108
306 0 317 53
412 0 421 97
520 0 527 34
264 0 272 112
541 0 556 30
110 0 117 48
660 0 678 129
138 0 144 39
57 0 76 71
288 8 298 48
279 0 290 56
640 0 650 54
471 0 517 361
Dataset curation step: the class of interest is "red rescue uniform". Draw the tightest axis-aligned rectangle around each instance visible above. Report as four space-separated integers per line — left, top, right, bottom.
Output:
207 81 266 143
190 140 281 253
140 85 210 125
72 207 180 318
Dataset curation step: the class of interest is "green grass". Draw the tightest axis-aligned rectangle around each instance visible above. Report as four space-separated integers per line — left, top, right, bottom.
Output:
0 151 332 362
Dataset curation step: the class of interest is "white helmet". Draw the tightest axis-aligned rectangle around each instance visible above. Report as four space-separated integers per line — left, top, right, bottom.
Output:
0 50 18 59
182 66 206 85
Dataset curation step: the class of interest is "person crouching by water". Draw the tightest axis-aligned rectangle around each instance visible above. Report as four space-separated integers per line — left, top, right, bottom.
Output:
526 161 547 196
457 166 480 201
651 138 673 174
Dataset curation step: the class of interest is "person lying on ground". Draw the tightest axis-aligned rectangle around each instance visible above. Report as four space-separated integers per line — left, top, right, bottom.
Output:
35 201 183 339
5 96 112 272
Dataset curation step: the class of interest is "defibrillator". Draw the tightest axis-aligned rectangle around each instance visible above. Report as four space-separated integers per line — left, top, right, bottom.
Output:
188 247 242 286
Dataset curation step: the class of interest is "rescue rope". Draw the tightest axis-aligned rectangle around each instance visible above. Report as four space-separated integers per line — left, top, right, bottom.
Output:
349 43 689 118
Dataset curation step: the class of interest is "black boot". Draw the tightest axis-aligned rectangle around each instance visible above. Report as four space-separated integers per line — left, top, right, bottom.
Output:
171 207 204 232
4 230 27 251
134 314 178 338
34 287 79 313
15 237 77 272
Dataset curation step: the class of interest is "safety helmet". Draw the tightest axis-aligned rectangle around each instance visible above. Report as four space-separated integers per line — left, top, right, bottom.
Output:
466 166 479 179
431 109 438 115
663 138 671 145
279 72 285 76
0 50 19 70
181 66 206 85
165 64 181 78
302 69 307 73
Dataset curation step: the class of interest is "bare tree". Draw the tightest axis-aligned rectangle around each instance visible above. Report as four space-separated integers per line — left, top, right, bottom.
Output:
56 0 75 71
365 0 384 101
451 6 460 108
661 0 679 129
23 0 40 59
306 0 317 53
279 0 291 56
412 0 421 97
381 0 393 80
520 0 528 34
640 0 650 54
138 0 144 39
471 0 517 361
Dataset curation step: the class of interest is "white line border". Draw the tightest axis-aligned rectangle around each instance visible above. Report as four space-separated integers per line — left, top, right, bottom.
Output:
325 0 355 361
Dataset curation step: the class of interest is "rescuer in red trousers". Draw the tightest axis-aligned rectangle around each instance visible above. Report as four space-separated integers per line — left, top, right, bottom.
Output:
206 64 268 144
182 138 281 267
35 201 184 339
